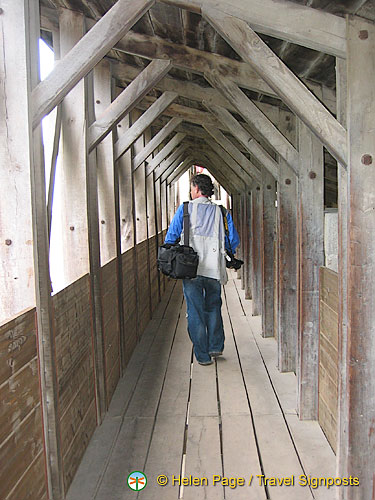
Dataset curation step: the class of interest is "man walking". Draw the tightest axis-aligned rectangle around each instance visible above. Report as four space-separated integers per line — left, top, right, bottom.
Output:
164 174 240 365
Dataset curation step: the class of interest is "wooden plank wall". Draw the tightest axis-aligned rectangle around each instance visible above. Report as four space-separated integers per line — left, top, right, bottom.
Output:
149 235 160 314
319 267 338 452
0 234 166 499
122 248 138 365
0 309 47 500
53 275 97 492
136 239 152 336
101 258 121 407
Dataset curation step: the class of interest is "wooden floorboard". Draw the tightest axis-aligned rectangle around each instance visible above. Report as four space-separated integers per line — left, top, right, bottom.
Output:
66 274 336 500
225 277 313 500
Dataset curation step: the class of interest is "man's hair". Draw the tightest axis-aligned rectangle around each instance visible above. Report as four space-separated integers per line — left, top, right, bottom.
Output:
190 174 214 197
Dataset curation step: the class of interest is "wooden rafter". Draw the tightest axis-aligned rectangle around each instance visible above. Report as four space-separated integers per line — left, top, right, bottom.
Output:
32 0 156 127
203 7 347 167
157 0 346 57
88 59 172 152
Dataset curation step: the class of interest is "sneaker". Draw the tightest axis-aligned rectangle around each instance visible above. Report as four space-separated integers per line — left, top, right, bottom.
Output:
198 359 213 366
209 351 223 358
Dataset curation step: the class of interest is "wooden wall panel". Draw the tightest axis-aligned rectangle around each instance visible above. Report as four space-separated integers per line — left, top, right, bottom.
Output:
101 258 120 406
0 309 47 500
52 274 96 492
137 239 151 336
122 249 138 364
318 267 338 453
149 235 160 313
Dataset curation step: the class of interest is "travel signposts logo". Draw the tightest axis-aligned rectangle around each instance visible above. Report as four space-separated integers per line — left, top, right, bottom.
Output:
127 471 147 491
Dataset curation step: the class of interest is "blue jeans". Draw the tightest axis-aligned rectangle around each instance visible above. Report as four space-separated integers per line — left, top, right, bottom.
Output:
182 276 225 363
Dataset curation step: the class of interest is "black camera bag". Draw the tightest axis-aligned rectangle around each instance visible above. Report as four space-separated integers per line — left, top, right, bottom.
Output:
157 202 199 279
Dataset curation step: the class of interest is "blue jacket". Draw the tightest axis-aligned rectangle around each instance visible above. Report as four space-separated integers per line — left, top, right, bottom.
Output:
165 201 240 254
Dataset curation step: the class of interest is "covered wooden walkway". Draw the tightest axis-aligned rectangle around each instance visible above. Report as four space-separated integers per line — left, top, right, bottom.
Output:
66 272 335 500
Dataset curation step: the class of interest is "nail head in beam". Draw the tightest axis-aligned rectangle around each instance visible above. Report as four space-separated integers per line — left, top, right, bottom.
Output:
32 0 156 127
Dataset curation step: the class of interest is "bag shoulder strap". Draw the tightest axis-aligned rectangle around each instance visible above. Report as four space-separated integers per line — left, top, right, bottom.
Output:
183 201 190 247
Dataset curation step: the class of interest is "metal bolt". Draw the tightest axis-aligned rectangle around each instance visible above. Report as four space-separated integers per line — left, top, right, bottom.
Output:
359 30 368 40
96 99 101 104
309 171 317 179
267 184 272 190
118 124 122 128
5 239 12 246
361 154 373 165
101 220 105 224
285 178 291 185
122 218 126 223
256 186 260 191
70 226 75 231
136 217 140 221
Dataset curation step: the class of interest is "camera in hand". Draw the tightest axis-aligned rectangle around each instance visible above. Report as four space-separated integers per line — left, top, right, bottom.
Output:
225 250 244 270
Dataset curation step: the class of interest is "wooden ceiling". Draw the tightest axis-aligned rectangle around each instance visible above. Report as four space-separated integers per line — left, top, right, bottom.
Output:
39 0 375 207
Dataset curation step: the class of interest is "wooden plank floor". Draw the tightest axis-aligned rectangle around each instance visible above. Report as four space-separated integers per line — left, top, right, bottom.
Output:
66 273 339 500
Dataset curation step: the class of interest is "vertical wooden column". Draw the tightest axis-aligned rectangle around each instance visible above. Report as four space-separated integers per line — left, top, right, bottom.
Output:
262 171 276 337
116 110 134 369
297 120 324 420
3 1 65 497
277 159 298 371
336 57 349 490
245 193 252 300
161 180 168 230
94 60 117 265
59 9 89 286
132 110 148 243
341 16 375 498
239 194 245 287
277 111 298 371
251 185 263 316
117 113 134 252
86 71 106 423
0 0 35 319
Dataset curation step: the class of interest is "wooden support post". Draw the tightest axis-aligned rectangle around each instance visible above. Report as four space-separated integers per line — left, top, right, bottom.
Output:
0 1 34 319
58 10 89 287
277 108 298 372
0 1 64 497
262 170 276 337
203 7 347 167
277 160 298 371
336 57 349 491
244 193 252 300
94 60 117 265
339 16 375 497
161 180 168 230
251 185 263 316
297 120 324 420
87 66 109 422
